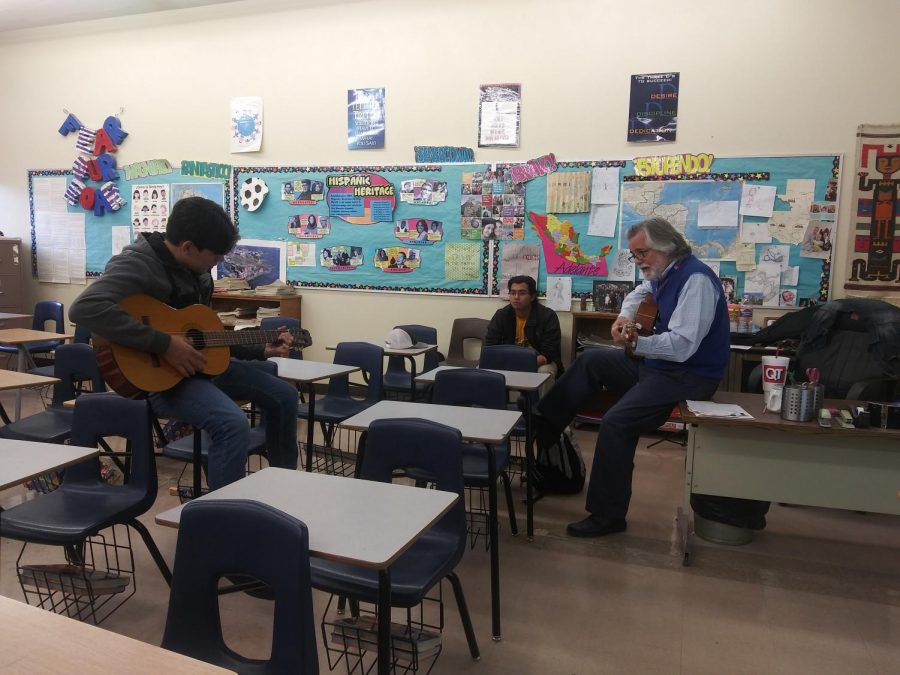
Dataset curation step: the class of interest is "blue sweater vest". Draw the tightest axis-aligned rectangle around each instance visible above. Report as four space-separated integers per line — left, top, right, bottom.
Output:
645 255 730 380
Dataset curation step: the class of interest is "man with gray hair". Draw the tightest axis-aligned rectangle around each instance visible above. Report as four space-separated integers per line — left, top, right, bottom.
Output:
534 217 730 537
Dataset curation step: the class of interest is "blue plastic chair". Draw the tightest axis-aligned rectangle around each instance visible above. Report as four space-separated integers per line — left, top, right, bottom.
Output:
260 316 303 360
478 344 539 471
0 301 66 365
429 368 519 539
29 324 95 381
0 343 107 442
383 324 440 400
162 499 318 674
309 418 480 662
0 395 172 620
297 341 383 474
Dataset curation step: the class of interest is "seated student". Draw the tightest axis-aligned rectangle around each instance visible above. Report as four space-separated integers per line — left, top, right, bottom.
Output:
70 197 300 491
485 274 562 394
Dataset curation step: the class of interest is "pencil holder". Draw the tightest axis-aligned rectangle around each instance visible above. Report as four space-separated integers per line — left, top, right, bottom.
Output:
781 383 823 422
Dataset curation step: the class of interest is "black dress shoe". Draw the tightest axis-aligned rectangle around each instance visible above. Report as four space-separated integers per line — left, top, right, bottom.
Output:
566 515 627 538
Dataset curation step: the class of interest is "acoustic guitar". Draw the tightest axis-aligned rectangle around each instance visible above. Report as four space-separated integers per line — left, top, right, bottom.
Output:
621 295 658 359
93 294 312 398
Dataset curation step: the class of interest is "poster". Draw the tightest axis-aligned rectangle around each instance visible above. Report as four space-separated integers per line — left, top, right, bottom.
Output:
546 171 591 213
230 96 263 153
460 169 525 241
478 83 521 147
498 243 540 299
326 172 396 224
627 72 679 143
347 88 386 150
216 239 285 288
130 183 169 233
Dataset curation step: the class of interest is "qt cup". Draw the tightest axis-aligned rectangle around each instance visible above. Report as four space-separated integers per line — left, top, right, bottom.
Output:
761 355 790 393
765 385 784 413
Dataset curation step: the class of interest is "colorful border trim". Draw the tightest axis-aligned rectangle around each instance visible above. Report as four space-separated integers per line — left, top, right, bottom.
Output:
623 172 770 182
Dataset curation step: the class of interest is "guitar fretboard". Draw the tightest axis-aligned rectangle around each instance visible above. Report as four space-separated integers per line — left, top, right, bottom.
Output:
184 329 305 348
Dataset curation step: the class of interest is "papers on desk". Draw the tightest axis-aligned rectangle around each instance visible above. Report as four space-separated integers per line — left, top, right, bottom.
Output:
686 401 754 419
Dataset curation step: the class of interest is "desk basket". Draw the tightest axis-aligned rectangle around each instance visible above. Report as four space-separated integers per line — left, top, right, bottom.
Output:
781 383 823 422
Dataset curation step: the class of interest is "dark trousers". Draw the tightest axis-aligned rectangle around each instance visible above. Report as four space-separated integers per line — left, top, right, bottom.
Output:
537 348 720 519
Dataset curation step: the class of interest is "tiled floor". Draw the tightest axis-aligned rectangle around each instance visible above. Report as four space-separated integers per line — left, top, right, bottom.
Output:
1 386 898 674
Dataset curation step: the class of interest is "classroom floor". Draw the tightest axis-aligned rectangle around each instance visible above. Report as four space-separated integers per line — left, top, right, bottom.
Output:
1 386 899 675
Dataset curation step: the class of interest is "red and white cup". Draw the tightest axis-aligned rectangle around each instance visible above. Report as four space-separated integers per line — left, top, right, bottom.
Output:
761 355 789 392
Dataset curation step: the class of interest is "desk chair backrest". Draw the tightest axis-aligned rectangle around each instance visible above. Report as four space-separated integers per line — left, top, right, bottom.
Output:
49 343 107 408
446 318 490 368
260 316 303 359
388 324 440 373
73 324 93 344
32 300 64 334
162 499 318 674
432 367 507 411
328 341 384 402
68 395 156 506
362 418 466 560
478 344 537 373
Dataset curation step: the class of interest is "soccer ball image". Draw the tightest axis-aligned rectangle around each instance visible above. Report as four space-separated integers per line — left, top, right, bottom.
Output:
240 176 269 211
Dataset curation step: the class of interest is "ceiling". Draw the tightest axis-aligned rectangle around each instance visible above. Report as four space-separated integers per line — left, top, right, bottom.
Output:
0 0 243 33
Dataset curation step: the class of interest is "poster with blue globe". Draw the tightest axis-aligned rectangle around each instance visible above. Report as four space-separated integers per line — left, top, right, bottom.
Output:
230 96 263 153
347 88 385 150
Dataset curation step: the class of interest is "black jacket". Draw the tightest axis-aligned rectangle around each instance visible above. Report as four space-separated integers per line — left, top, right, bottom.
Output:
485 302 563 373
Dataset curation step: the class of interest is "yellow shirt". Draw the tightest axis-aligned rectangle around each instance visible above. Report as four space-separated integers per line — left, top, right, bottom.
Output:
515 316 529 347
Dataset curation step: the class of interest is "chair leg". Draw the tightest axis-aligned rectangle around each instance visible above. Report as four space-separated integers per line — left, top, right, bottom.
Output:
128 519 172 586
499 471 518 536
446 571 480 661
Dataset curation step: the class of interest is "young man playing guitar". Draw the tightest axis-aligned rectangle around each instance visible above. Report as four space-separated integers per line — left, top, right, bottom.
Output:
71 197 300 490
533 217 730 537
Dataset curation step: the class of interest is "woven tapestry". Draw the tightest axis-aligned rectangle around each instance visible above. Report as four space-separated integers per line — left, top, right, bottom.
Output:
844 123 900 297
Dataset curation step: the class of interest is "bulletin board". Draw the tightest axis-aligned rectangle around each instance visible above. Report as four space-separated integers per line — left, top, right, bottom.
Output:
28 165 230 276
505 153 841 308
232 165 490 295
30 154 840 310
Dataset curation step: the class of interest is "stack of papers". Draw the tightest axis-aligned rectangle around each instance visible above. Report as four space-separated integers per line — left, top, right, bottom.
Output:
685 401 754 419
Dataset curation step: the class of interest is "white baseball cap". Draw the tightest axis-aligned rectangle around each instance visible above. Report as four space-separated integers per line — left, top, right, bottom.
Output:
384 328 425 350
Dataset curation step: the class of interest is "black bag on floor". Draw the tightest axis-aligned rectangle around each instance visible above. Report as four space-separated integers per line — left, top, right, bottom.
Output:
532 428 585 494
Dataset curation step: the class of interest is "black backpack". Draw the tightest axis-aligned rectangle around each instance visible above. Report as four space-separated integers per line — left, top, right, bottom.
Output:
532 428 585 494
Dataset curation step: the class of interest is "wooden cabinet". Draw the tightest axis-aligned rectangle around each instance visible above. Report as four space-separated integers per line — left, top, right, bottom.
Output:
569 310 619 363
210 292 302 325
0 238 23 315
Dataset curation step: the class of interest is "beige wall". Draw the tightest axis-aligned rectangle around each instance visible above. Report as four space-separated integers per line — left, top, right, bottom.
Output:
1 0 898 363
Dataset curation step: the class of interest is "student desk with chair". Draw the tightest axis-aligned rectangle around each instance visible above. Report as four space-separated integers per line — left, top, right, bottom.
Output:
0 437 98 492
267 357 362 472
156 467 457 675
327 341 437 400
0 595 234 674
0 371 59 424
0 328 73 420
677 390 900 565
340 399 521 642
415 365 549 540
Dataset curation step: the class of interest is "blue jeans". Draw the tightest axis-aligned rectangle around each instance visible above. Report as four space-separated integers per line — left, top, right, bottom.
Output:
150 359 298 490
537 348 720 519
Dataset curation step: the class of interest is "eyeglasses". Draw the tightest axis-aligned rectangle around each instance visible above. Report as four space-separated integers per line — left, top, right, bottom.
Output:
627 248 655 262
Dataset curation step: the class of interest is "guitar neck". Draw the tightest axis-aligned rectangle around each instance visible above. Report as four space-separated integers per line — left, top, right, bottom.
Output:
196 330 292 348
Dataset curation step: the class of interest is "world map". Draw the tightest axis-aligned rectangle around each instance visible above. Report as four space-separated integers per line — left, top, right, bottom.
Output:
620 180 743 260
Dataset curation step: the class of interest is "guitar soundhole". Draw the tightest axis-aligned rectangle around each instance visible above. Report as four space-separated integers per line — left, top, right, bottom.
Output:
186 328 206 350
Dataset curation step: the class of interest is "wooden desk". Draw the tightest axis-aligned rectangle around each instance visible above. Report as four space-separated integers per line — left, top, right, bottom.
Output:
0 312 30 329
677 391 900 565
0 371 59 424
341 399 520 642
0 438 98 492
0 595 233 673
156 468 456 675
268 357 362 472
0 328 73 420
415 366 549 539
